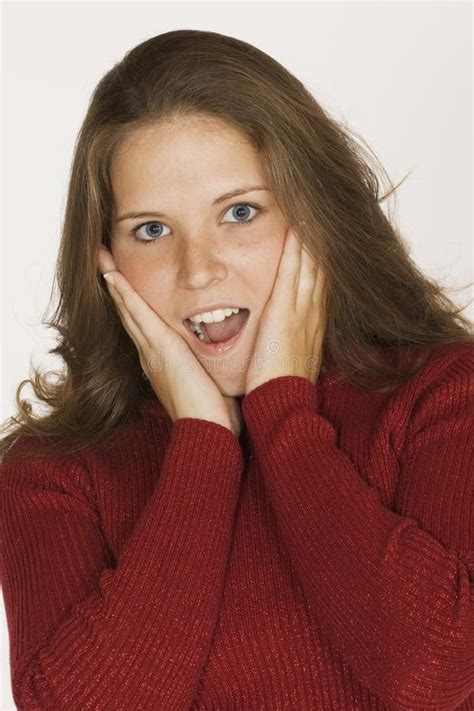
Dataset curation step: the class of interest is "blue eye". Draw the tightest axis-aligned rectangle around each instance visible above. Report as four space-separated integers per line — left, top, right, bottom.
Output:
131 221 169 244
130 202 261 246
224 203 259 225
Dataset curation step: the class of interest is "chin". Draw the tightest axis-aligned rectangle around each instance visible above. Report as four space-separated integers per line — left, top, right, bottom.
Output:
197 355 248 397
216 374 246 398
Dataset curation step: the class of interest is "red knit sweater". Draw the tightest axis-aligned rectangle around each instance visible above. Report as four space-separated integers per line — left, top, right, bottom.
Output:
1 342 473 710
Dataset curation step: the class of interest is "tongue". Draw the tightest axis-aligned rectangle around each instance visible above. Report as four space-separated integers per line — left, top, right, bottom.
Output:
202 310 249 343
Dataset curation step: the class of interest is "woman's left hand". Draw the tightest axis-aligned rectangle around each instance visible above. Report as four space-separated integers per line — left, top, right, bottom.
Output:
245 226 327 396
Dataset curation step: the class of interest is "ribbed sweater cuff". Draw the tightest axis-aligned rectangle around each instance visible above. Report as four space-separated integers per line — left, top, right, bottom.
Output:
169 417 244 472
241 376 336 444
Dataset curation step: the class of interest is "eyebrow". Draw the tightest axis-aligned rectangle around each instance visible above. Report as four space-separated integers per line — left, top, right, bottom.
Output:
115 185 270 222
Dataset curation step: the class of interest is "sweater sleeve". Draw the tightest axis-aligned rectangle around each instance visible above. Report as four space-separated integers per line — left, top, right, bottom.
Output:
240 351 474 711
0 417 243 710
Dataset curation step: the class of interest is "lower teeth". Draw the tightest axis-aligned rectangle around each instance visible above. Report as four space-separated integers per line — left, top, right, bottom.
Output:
190 315 243 344
191 324 209 342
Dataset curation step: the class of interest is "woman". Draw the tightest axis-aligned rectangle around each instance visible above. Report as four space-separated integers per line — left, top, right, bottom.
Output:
1 29 472 710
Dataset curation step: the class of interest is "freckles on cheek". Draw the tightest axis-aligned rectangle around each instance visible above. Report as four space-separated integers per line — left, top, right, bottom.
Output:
111 253 152 291
261 243 282 277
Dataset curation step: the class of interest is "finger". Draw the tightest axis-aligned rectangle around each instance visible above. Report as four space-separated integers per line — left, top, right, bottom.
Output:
106 283 149 351
97 246 116 274
311 267 327 331
273 228 301 306
103 270 168 350
296 240 318 307
301 240 318 274
312 265 326 307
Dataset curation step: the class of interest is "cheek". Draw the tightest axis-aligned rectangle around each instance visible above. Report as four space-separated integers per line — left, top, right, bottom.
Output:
112 254 171 309
113 254 148 287
255 238 284 286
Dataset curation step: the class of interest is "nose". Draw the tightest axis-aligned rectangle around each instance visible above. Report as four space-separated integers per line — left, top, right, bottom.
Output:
176 239 228 290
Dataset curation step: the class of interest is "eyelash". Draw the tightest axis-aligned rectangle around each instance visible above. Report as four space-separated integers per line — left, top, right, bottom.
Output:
130 202 262 247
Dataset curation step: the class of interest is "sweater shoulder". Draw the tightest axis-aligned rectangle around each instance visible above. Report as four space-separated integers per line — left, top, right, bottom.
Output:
0 435 97 510
0 396 168 484
389 342 473 454
405 341 473 398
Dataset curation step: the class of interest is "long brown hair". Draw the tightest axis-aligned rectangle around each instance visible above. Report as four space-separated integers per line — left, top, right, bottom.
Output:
1 29 472 465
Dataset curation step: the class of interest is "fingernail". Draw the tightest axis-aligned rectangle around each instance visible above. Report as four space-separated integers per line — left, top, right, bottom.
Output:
103 273 115 286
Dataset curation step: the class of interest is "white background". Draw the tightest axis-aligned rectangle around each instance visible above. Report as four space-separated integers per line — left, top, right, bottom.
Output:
1 1 472 708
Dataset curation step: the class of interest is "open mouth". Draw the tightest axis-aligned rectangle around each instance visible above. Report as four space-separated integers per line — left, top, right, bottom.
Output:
184 308 251 353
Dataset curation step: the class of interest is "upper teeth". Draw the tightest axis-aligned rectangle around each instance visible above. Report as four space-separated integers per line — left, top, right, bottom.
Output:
189 307 241 325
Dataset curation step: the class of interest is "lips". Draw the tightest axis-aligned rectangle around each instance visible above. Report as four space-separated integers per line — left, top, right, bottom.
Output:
183 309 251 355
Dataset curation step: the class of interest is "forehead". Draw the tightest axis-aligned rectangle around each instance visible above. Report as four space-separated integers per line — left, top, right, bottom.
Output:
110 119 263 191
109 119 269 221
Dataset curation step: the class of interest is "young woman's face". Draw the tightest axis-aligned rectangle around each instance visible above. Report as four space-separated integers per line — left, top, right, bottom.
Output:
110 117 289 396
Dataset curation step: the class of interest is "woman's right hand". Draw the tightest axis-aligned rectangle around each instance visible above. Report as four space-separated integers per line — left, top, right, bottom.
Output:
97 247 243 439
